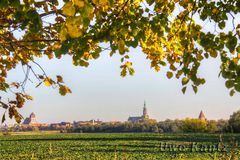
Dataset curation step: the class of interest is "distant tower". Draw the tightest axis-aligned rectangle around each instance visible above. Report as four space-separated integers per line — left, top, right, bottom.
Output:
30 112 37 122
23 112 38 125
143 101 149 119
198 110 206 121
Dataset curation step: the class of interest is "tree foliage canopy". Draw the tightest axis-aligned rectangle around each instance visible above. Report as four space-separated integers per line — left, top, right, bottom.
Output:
0 0 239 123
228 110 240 133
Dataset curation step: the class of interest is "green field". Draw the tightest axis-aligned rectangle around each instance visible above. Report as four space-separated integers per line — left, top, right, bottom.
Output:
0 133 239 160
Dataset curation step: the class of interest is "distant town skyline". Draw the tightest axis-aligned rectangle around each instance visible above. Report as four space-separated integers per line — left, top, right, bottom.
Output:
20 106 207 127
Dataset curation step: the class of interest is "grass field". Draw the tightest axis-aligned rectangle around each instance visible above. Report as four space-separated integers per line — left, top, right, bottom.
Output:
0 132 239 160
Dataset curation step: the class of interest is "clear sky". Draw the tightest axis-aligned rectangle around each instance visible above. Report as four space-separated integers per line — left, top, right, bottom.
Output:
1 3 240 124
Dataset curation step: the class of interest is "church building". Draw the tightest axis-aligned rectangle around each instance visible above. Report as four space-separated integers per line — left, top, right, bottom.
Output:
198 110 207 121
22 112 38 126
128 101 150 122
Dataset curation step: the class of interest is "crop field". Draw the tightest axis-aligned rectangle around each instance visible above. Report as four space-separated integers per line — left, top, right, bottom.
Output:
0 133 240 160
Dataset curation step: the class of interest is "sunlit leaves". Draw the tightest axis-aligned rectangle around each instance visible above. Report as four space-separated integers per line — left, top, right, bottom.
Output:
60 27 68 42
166 72 173 79
226 35 237 53
57 75 64 83
118 40 126 55
0 83 9 92
73 0 85 8
16 93 25 108
8 106 23 123
63 2 75 16
59 85 72 96
182 77 189 85
120 61 135 77
92 0 109 7
65 16 83 38
44 77 53 87
43 76 72 97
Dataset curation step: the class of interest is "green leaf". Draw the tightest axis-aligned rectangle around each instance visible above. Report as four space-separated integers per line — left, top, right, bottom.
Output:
226 35 237 53
1 113 5 123
230 89 235 96
182 77 189 85
192 85 198 94
166 72 173 79
225 80 234 89
234 84 240 92
146 0 154 6
182 86 187 94
218 21 225 29
128 68 135 76
120 68 127 77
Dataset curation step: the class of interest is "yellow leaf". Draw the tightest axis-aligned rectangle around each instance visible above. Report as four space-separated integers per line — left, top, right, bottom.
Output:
47 52 54 59
92 0 98 4
59 85 72 96
118 40 125 54
238 53 240 59
56 75 63 83
83 52 93 60
73 0 85 8
209 49 217 58
233 58 239 64
212 8 219 14
166 71 173 79
154 66 160 72
16 93 25 108
44 78 53 87
60 27 68 42
25 95 33 100
92 0 108 6
65 17 83 38
125 61 132 67
63 2 76 16
99 0 108 6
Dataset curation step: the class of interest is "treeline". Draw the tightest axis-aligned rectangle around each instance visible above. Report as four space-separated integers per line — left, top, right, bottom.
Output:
3 111 240 133
69 119 229 133
70 110 240 133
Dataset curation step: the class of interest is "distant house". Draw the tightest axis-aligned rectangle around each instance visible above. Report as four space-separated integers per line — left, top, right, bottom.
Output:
128 101 150 122
73 119 102 126
198 110 207 121
50 122 72 130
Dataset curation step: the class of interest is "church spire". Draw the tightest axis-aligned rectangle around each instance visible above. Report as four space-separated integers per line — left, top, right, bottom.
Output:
143 101 149 119
198 110 206 121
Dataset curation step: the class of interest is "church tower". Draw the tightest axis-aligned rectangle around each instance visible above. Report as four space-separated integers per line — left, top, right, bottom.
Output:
198 110 206 121
143 101 149 119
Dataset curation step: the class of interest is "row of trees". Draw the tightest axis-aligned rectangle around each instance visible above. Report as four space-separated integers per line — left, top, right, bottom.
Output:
69 119 230 133
68 110 240 133
2 110 240 133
